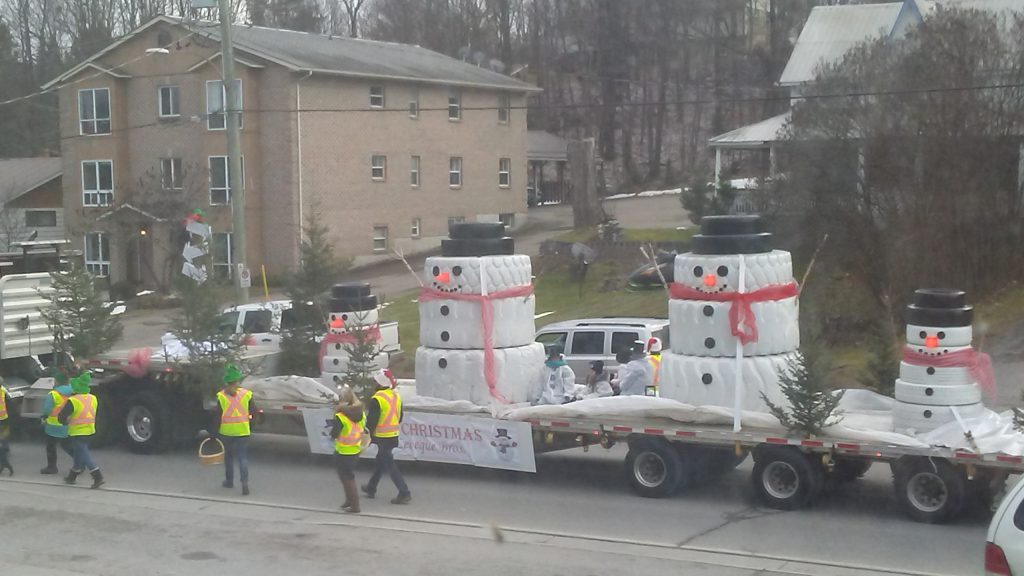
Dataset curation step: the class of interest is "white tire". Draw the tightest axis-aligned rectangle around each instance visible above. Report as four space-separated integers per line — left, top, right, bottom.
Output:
414 343 546 404
903 343 973 359
423 255 532 295
895 380 981 405
905 324 972 348
659 351 796 412
321 351 389 373
668 297 799 357
673 250 793 293
893 402 987 434
328 308 379 330
420 295 536 349
898 362 973 386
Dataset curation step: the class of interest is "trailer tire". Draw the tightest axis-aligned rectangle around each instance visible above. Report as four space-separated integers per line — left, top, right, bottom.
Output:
751 446 824 510
892 457 966 524
123 391 173 454
831 457 872 483
625 438 685 498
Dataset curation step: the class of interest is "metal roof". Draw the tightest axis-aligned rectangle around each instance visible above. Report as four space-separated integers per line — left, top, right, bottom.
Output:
779 3 907 86
708 112 791 149
0 158 62 202
527 131 569 162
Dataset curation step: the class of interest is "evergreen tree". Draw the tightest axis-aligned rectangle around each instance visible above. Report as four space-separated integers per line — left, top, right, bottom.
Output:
280 206 349 376
859 319 899 396
341 310 384 403
762 349 844 437
40 264 123 369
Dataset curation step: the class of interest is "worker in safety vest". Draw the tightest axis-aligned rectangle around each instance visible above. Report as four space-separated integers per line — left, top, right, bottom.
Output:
0 379 13 475
361 371 411 504
40 367 74 475
57 372 104 488
647 337 663 396
215 364 255 496
330 387 366 513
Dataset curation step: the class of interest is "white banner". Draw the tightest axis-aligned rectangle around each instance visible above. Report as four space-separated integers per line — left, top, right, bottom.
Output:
302 409 536 473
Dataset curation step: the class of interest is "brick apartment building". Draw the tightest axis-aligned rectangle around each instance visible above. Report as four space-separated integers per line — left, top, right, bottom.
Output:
45 16 538 288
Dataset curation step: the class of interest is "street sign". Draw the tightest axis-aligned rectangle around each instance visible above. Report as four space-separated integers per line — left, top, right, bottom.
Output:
237 264 251 288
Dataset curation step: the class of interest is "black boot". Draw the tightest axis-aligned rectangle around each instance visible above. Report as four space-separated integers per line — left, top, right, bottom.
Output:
89 469 105 489
0 448 12 476
64 469 80 485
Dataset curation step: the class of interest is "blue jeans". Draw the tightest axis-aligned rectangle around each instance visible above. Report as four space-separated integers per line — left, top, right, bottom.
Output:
222 435 249 484
367 437 410 496
69 437 98 472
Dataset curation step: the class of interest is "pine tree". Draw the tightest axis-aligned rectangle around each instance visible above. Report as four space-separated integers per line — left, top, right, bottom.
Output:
40 263 123 369
762 349 844 437
341 310 384 404
859 319 899 396
280 206 350 376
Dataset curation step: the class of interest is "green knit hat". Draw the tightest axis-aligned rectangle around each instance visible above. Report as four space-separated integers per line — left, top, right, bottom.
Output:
70 372 91 394
223 364 243 384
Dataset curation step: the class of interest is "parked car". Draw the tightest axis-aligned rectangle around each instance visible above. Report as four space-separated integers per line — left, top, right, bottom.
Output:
534 317 669 382
986 477 1024 575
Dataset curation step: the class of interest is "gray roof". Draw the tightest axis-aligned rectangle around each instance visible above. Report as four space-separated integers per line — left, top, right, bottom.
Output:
0 158 62 202
527 131 569 162
779 3 908 86
709 112 791 149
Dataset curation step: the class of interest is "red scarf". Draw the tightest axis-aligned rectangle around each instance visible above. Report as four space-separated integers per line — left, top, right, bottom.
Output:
669 282 799 345
903 345 996 401
419 284 535 403
319 325 383 365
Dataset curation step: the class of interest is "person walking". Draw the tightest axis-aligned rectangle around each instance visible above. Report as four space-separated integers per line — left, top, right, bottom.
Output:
58 372 104 488
330 387 365 513
361 377 411 505
215 365 255 496
0 379 13 475
40 369 73 475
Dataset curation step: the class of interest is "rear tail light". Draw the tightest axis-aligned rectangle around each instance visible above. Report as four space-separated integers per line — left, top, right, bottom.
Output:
986 542 1013 576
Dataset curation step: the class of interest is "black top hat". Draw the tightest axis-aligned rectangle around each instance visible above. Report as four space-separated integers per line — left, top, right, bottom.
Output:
906 289 973 327
690 215 773 255
442 222 515 256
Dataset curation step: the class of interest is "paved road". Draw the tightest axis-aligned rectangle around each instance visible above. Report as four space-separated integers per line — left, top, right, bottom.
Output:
1 435 995 576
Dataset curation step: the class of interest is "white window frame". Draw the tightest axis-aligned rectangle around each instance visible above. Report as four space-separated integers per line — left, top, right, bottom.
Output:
410 218 421 238
408 86 419 118
498 93 510 124
372 225 389 252
78 88 111 135
161 157 183 190
369 86 385 108
448 88 461 121
208 155 244 205
206 79 243 131
499 157 511 188
212 232 234 279
159 85 180 118
25 210 57 228
84 232 110 277
371 155 387 181
81 160 114 206
449 156 462 188
410 155 420 187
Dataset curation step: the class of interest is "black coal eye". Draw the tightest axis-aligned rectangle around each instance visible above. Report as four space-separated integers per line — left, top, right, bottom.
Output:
693 266 703 277
452 266 463 276
432 266 440 277
937 331 945 340
717 265 728 277
341 314 348 321
919 331 927 339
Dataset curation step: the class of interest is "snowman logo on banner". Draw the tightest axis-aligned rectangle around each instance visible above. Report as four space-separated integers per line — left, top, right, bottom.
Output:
490 428 519 462
659 215 801 429
893 289 993 435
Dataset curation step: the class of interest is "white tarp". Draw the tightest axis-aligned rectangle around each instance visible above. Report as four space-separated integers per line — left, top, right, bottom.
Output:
247 375 339 404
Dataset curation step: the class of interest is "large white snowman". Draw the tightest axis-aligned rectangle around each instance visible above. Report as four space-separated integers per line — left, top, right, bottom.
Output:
320 282 388 387
415 223 545 404
660 215 800 413
893 289 989 434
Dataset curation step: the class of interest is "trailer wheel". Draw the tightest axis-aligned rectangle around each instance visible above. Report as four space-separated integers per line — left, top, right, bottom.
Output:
831 457 872 483
625 438 685 498
751 445 824 510
123 391 172 454
892 457 966 524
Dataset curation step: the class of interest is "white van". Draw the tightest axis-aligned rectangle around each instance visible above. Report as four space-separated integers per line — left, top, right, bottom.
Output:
534 317 669 382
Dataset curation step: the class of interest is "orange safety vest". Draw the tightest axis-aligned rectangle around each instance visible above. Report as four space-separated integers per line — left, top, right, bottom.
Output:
217 388 252 437
648 354 662 387
372 389 401 438
68 394 97 436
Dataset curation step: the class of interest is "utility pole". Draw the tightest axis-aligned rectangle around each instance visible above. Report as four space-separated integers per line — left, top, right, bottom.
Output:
219 0 248 303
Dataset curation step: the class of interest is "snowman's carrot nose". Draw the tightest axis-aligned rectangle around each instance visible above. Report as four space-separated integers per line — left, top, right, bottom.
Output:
925 335 939 348
703 274 717 287
330 318 343 329
436 271 451 284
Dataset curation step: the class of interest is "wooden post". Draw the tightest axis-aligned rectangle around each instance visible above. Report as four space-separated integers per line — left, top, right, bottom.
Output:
568 138 604 228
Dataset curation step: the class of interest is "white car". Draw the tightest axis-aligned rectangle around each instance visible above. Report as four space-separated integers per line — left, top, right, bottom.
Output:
986 476 1024 575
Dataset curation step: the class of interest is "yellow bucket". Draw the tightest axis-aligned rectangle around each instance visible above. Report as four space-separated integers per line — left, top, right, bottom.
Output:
198 437 225 465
